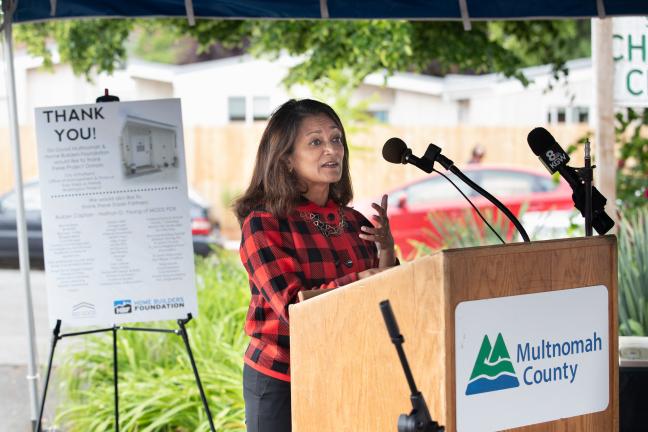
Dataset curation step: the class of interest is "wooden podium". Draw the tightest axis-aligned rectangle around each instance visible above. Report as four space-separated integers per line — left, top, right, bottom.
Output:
289 236 618 431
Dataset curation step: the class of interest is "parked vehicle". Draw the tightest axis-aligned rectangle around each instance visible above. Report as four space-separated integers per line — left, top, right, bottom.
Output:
0 180 222 268
353 165 576 257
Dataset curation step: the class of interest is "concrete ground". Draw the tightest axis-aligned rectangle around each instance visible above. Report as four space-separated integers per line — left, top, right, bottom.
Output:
0 269 59 431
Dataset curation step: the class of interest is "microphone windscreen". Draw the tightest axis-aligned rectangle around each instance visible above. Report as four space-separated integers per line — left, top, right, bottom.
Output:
527 127 556 156
382 137 407 163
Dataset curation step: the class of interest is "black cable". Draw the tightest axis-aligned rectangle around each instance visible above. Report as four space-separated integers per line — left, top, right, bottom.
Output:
433 168 506 245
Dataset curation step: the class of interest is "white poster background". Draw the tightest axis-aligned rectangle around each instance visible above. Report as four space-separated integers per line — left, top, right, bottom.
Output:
455 285 609 431
35 99 197 328
613 17 648 106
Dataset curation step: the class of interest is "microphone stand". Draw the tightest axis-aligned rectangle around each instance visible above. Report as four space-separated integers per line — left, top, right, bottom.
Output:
380 300 444 432
581 139 593 236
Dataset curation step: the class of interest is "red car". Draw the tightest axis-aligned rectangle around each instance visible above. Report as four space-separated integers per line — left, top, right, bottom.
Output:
354 165 576 258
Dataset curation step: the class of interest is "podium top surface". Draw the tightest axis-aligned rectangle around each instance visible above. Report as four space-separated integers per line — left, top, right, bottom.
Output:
441 235 616 256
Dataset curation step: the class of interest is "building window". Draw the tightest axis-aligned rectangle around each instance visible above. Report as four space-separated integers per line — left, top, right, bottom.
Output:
575 107 589 123
457 99 470 123
368 110 389 123
253 97 272 121
548 106 589 124
228 97 246 122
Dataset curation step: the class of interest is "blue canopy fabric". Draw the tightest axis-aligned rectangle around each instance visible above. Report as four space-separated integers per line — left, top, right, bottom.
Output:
12 0 648 23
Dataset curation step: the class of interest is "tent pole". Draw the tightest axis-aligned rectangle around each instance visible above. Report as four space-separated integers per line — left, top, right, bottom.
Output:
592 18 617 229
1 5 42 430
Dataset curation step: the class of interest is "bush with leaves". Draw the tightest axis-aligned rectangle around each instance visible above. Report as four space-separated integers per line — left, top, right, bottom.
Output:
53 251 249 431
571 107 648 213
409 205 528 256
615 108 648 212
618 207 648 336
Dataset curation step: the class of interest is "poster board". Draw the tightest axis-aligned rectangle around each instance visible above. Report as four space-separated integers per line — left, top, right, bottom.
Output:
35 98 198 328
613 16 648 107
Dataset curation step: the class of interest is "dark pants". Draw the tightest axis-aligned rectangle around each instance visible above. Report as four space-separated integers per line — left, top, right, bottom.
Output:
243 363 292 432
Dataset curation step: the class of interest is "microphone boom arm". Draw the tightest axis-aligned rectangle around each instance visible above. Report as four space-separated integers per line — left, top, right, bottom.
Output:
447 166 531 243
424 144 531 243
382 137 530 243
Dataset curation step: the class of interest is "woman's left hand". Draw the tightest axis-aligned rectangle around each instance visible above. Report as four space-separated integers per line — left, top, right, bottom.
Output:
359 194 396 268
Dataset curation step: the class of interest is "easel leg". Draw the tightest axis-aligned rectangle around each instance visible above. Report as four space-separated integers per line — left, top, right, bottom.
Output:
113 326 119 432
36 320 61 432
177 314 215 432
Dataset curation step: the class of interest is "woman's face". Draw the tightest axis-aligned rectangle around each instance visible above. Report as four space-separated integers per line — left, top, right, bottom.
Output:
288 114 345 192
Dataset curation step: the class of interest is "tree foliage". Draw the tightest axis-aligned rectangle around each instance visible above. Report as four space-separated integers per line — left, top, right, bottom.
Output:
571 108 648 212
615 108 648 211
16 19 133 76
13 18 589 88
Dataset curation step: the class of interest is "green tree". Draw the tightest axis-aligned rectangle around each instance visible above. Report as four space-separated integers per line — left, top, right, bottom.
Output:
570 108 648 212
13 18 589 88
615 108 648 212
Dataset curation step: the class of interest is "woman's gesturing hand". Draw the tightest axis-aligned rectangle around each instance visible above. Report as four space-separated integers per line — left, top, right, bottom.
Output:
357 267 389 280
359 194 396 268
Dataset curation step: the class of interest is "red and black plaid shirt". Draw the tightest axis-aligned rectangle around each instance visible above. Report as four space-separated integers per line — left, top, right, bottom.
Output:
240 198 378 381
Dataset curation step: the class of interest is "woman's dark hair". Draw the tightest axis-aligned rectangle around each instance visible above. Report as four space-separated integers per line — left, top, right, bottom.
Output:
233 99 353 224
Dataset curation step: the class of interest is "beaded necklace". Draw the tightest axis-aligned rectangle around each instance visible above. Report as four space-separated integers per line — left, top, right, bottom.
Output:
299 207 347 237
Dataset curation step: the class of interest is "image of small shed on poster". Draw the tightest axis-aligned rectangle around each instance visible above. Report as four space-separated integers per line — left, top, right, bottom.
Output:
120 115 179 177
34 98 198 329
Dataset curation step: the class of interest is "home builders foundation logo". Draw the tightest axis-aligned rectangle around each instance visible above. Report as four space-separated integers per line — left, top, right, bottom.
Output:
113 297 185 315
114 299 132 314
72 301 96 319
466 333 520 395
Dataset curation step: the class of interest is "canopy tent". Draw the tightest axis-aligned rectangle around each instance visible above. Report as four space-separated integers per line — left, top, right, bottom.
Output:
2 0 647 430
10 0 648 22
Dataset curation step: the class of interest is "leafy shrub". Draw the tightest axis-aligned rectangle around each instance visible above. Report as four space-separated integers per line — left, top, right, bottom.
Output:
410 205 528 255
54 251 249 431
615 108 648 212
618 207 648 336
572 107 648 213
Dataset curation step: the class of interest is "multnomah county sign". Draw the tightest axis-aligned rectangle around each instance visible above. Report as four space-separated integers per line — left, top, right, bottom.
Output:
455 285 609 431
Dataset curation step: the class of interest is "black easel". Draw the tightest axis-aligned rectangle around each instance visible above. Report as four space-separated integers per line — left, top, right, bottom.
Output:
36 90 215 432
36 314 215 432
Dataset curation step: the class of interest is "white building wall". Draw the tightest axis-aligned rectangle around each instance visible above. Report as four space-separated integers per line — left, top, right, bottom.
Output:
2 51 597 129
172 57 292 126
132 78 173 101
352 85 395 121
22 64 138 124
389 90 458 125
467 84 547 126
450 61 594 126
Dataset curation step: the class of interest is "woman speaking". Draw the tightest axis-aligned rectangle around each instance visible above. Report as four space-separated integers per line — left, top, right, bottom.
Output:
234 99 396 431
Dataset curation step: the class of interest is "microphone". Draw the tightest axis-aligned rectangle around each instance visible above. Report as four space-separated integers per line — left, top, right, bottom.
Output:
382 137 408 164
382 137 530 243
528 127 571 175
527 127 614 235
382 137 452 173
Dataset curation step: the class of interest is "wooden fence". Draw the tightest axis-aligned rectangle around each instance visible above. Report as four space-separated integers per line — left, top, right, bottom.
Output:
0 124 590 238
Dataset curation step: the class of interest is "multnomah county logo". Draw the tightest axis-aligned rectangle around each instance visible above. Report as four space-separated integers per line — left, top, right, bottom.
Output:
466 333 520 395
